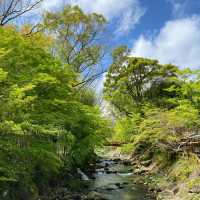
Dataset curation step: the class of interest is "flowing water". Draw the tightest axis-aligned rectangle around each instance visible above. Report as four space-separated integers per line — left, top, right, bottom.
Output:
83 158 155 200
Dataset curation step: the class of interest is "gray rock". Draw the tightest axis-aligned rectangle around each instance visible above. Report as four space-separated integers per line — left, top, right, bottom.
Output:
86 191 107 200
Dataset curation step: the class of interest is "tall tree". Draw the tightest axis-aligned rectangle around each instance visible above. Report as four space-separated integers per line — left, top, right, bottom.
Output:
44 5 107 87
104 46 180 115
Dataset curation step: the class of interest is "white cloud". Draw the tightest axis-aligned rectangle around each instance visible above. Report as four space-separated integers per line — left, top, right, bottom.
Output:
131 16 200 69
69 0 146 34
41 0 63 11
39 0 145 34
116 5 145 34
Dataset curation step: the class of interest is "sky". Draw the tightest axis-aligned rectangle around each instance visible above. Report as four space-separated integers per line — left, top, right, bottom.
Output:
39 0 200 69
35 0 200 92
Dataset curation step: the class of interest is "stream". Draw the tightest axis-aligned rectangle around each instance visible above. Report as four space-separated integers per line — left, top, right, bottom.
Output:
44 156 155 200
80 158 155 200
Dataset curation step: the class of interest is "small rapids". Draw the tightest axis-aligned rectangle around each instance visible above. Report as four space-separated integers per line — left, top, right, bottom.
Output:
83 158 155 200
77 168 90 181
42 157 156 200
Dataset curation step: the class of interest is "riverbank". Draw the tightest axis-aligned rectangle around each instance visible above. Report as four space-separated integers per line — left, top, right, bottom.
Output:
112 145 200 200
39 146 200 200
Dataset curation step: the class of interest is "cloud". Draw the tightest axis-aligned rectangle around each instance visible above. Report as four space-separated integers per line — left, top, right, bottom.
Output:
116 5 145 34
69 0 146 34
131 16 200 69
39 0 146 34
41 0 63 11
167 0 189 18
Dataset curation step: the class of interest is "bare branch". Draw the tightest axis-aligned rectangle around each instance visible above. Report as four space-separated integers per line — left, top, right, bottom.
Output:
0 0 43 26
73 70 107 88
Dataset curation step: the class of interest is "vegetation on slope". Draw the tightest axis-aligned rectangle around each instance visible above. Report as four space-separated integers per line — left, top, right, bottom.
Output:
104 46 200 199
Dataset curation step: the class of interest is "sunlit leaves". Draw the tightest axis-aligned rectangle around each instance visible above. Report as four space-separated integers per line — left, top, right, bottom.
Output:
0 23 109 198
0 68 7 82
44 5 107 85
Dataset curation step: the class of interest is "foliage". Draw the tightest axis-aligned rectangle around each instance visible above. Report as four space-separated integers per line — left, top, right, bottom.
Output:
113 114 141 143
105 46 200 176
104 47 181 115
169 154 200 182
44 5 107 86
0 20 109 199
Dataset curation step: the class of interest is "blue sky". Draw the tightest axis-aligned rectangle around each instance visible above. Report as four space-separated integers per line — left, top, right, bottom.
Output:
39 0 200 70
36 0 200 91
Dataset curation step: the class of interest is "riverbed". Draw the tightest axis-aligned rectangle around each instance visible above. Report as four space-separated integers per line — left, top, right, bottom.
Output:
84 158 155 200
42 156 155 200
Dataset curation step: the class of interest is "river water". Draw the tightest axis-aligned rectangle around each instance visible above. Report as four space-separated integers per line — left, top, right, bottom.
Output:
84 158 155 200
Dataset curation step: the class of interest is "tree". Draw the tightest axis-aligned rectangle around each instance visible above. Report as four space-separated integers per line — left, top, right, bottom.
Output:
0 26 109 199
44 5 107 87
0 0 42 26
104 46 180 114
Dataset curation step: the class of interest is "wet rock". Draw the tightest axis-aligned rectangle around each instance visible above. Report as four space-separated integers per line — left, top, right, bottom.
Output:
104 184 119 191
105 187 115 191
114 183 124 189
115 183 121 186
105 163 109 167
112 158 121 162
122 160 132 166
86 191 107 200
